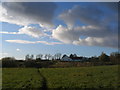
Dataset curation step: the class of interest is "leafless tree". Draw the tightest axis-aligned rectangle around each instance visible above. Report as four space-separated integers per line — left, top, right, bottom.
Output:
36 54 43 60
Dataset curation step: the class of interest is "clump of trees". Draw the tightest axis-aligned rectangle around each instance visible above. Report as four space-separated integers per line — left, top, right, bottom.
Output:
110 52 120 64
87 52 119 66
99 52 110 62
2 57 18 67
25 54 34 60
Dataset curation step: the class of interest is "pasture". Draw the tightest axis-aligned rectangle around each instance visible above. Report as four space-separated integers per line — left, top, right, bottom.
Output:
2 65 119 89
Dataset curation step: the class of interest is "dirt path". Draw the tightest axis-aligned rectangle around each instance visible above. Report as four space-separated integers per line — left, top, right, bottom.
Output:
37 68 48 90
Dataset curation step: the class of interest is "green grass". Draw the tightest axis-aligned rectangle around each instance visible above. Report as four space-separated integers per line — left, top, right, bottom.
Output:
40 65 119 88
2 65 119 89
2 68 43 89
0 68 2 90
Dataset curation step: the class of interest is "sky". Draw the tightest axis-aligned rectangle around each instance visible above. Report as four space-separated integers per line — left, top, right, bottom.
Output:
0 2 118 59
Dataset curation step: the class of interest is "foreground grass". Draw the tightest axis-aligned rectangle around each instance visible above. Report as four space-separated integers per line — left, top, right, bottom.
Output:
2 68 43 89
40 65 119 89
2 65 119 89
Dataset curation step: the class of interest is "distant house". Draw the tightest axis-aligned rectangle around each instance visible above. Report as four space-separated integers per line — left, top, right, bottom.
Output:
70 57 83 61
69 54 84 61
62 55 72 61
62 54 84 61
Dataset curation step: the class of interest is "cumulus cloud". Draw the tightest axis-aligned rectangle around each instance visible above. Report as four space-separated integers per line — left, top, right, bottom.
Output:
0 2 57 27
18 26 46 38
59 5 103 28
73 37 118 48
52 3 118 48
1 26 48 38
52 25 79 44
5 39 63 45
1 2 118 48
59 3 118 28
52 25 118 48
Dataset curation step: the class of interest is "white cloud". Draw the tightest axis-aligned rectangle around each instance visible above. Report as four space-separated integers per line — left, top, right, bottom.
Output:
52 4 118 48
6 40 36 44
52 25 118 48
36 41 63 45
18 26 46 38
0 31 19 34
5 39 63 45
52 25 78 44
73 37 118 48
0 2 57 28
1 2 118 49
16 48 20 51
1 26 48 38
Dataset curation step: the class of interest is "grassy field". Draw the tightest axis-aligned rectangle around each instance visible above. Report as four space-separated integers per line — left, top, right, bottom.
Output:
2 65 119 89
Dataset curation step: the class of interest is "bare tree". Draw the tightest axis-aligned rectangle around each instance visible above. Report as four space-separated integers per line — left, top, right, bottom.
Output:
25 54 34 60
48 54 52 60
31 54 34 60
55 53 62 60
54 54 57 60
51 55 53 60
53 53 62 60
25 54 30 60
44 54 48 60
36 54 43 60
59 53 62 60
44 54 52 60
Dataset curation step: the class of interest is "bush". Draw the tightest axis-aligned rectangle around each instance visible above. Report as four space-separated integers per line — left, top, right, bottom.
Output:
2 57 18 67
24 60 37 67
2 60 18 67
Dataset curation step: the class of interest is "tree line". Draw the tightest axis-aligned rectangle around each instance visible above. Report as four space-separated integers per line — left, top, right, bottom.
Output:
25 53 62 61
1 52 120 68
